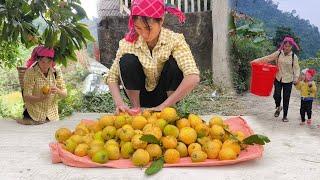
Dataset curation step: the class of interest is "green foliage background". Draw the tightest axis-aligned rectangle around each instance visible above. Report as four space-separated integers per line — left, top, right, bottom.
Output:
231 0 320 59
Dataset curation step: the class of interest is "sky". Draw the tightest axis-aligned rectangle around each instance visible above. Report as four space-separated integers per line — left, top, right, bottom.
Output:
80 0 98 19
273 0 320 29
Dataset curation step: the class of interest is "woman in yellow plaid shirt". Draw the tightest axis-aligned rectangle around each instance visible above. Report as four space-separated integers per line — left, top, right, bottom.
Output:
17 46 67 125
106 0 200 114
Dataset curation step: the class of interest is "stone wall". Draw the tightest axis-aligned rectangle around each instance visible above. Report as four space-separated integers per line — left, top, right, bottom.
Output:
97 12 213 70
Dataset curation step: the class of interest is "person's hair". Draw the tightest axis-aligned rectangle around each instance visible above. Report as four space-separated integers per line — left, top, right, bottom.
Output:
283 41 293 46
37 56 54 61
133 15 162 31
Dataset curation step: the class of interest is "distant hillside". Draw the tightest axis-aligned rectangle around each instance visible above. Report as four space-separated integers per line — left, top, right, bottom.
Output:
231 0 320 59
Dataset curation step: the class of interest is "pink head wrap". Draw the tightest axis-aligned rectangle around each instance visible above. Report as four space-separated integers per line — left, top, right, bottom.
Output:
305 69 316 81
278 36 300 51
25 45 55 68
125 0 186 43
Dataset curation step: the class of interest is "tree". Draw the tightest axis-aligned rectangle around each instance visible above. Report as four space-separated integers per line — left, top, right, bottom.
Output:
228 9 275 93
316 50 320 58
0 40 20 68
273 26 300 53
0 0 94 68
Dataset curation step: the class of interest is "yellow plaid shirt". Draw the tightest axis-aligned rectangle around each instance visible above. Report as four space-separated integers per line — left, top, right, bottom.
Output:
23 65 66 122
106 28 200 91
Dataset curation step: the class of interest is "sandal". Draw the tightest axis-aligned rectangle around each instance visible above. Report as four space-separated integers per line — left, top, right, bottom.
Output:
299 122 305 125
274 106 282 117
306 119 312 125
282 117 289 122
16 118 47 125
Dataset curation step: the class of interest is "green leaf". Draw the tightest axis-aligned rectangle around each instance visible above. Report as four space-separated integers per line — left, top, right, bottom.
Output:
236 24 250 31
228 13 236 31
140 135 160 145
0 7 6 15
177 102 190 118
74 28 87 47
223 126 241 143
249 27 264 33
145 157 164 176
59 31 67 53
70 3 87 19
12 27 20 41
243 134 270 145
76 23 95 41
61 58 67 67
45 28 53 47
253 37 265 43
69 51 77 61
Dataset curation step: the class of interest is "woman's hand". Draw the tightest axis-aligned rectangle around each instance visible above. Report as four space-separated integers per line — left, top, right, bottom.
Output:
250 59 262 64
50 86 60 94
147 104 166 112
50 86 67 98
116 104 130 114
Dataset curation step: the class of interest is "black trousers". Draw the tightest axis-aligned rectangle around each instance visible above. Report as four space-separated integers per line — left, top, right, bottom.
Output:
119 54 183 107
300 100 313 121
23 109 32 119
273 79 293 118
23 109 49 121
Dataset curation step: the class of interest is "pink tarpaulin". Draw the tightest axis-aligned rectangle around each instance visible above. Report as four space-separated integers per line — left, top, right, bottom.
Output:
49 116 264 168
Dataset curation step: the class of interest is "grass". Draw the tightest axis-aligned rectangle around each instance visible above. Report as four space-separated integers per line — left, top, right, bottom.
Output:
0 91 24 119
176 70 245 116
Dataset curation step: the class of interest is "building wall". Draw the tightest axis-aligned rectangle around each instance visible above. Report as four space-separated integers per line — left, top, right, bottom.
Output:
97 12 213 71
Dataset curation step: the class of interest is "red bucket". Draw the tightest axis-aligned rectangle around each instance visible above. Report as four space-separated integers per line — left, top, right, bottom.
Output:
250 63 278 96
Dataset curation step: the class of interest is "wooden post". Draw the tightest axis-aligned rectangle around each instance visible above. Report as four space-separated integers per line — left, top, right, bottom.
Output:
178 0 181 10
204 0 208 11
211 0 234 92
191 0 195 12
184 0 188 12
197 0 201 12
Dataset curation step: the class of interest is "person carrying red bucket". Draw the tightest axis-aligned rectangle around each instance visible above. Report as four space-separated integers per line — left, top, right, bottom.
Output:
250 36 300 122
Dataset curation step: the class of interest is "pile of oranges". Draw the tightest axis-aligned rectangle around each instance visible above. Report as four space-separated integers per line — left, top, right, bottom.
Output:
55 107 246 166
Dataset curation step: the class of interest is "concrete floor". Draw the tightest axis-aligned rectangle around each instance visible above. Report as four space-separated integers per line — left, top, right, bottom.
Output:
0 113 319 180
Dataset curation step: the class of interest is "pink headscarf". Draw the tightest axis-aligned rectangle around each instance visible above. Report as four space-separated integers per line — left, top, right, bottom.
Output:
25 45 55 68
125 0 186 43
278 36 300 51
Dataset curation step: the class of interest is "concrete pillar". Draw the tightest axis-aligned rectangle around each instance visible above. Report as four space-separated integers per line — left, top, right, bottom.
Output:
211 0 234 92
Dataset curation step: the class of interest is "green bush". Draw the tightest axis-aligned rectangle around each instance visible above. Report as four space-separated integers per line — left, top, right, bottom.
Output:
0 92 24 119
0 68 20 95
80 92 115 113
58 84 83 119
229 36 275 93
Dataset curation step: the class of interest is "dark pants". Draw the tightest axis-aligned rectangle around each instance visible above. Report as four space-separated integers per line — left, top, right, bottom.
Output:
23 109 32 119
119 54 183 107
273 79 293 118
23 109 49 121
300 100 313 122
